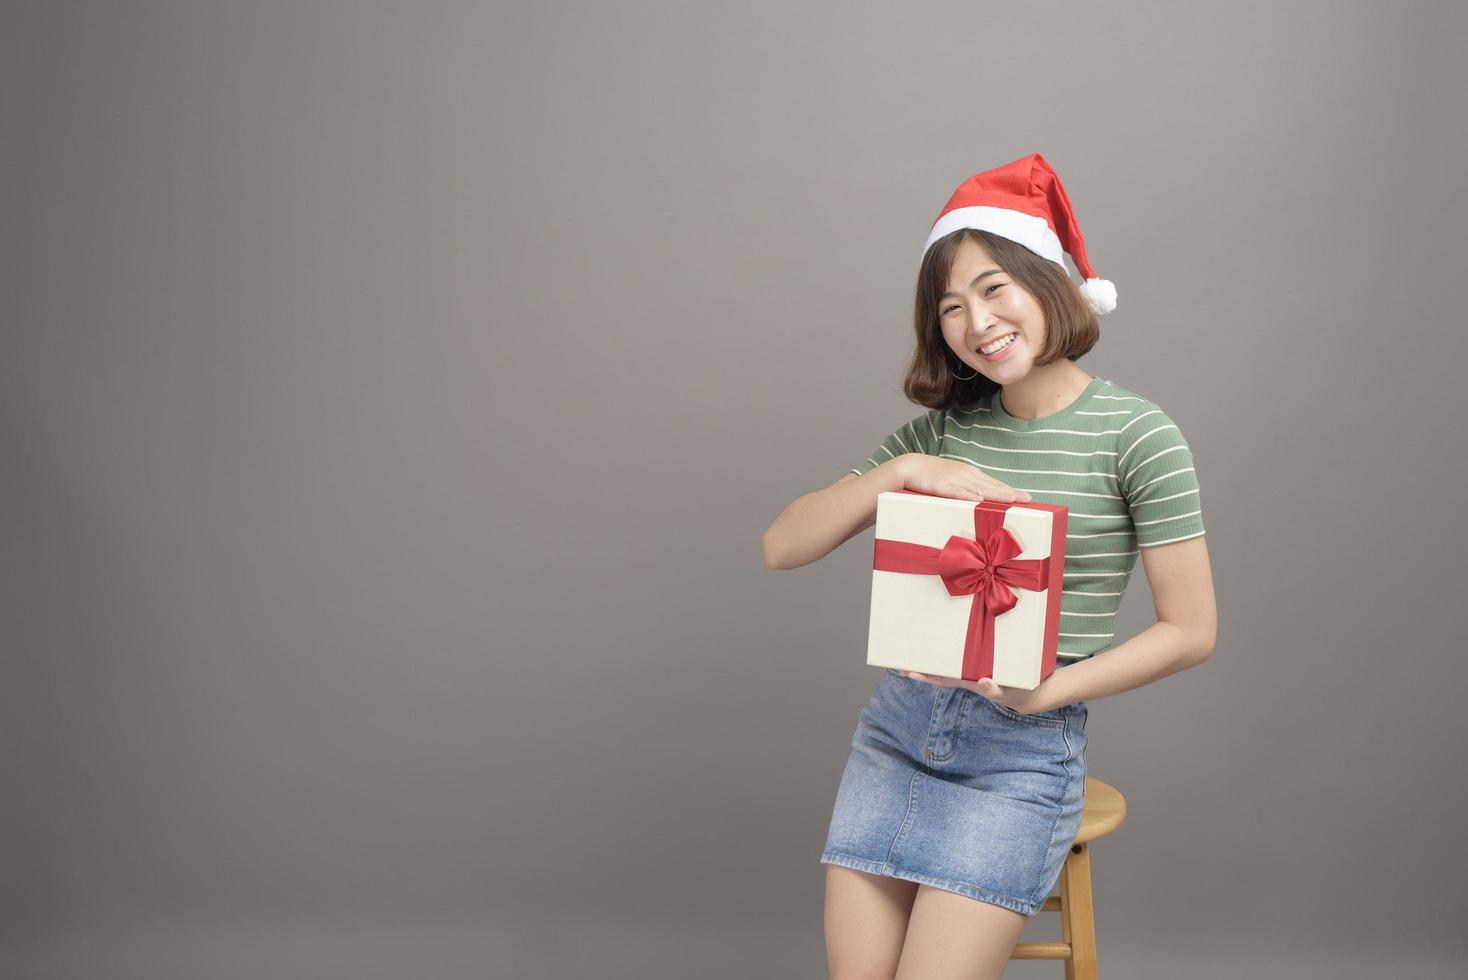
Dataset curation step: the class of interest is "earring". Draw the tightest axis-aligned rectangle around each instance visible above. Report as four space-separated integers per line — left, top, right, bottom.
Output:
952 361 978 381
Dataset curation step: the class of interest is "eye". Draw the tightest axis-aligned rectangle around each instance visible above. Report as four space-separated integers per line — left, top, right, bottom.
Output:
940 283 1003 315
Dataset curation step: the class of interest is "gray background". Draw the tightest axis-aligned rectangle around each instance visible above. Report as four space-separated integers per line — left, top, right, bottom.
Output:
4 2 1465 978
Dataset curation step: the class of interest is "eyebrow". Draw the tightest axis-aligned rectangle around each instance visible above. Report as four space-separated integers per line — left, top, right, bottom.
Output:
940 268 1004 301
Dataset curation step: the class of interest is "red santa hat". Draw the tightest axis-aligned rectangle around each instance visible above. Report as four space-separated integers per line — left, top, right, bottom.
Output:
922 153 1117 316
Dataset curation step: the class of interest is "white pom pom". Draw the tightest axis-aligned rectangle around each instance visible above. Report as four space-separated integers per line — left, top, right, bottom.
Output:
1080 278 1117 316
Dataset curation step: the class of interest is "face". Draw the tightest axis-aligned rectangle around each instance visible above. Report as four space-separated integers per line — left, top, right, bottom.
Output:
937 237 1047 386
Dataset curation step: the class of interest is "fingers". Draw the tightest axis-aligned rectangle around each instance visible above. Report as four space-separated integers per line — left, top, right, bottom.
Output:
902 671 987 693
966 678 1006 702
901 670 955 688
939 480 1005 502
901 670 1007 698
914 458 1032 503
953 486 1031 503
978 481 1032 503
947 487 984 502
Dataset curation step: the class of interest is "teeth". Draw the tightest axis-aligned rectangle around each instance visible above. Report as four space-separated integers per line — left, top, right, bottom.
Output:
981 334 1016 355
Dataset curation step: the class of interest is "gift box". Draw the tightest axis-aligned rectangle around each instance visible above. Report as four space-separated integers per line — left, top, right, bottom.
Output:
866 490 1068 690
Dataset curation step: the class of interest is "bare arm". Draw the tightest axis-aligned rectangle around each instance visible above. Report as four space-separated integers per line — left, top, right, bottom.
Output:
761 460 908 570
1038 535 1217 710
762 454 1031 570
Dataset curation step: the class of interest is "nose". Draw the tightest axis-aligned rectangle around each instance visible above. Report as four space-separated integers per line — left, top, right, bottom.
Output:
969 309 998 338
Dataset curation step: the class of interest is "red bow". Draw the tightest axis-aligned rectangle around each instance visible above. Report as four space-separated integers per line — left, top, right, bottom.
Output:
872 503 1050 681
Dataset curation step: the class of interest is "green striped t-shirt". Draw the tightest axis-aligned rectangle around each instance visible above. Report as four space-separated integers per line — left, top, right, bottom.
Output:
851 375 1206 665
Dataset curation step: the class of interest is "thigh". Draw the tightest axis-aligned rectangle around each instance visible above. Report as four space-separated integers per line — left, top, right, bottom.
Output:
894 884 1028 980
825 865 919 980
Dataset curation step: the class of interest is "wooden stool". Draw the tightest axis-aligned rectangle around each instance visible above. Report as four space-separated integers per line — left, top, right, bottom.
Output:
1010 776 1126 979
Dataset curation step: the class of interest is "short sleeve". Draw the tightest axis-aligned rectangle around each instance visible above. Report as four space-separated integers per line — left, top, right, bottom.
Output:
1116 402 1207 548
849 408 945 477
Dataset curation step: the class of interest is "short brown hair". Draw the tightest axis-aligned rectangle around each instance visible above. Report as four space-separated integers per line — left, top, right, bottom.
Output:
901 228 1100 410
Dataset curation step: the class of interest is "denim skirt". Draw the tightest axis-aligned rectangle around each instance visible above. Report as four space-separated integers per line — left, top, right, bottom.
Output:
820 668 1089 917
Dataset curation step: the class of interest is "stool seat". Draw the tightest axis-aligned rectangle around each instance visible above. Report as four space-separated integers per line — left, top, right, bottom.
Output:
1074 776 1126 844
1010 776 1126 979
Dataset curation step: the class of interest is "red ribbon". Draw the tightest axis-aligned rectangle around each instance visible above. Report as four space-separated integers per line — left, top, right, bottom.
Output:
872 503 1051 681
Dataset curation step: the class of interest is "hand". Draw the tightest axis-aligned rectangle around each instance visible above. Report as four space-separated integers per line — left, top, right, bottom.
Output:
899 669 1056 715
898 455 1031 504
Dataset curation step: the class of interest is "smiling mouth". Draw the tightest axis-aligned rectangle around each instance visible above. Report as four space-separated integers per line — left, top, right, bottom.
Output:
978 333 1017 356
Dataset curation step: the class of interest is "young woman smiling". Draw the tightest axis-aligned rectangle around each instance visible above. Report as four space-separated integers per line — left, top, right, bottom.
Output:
763 154 1217 980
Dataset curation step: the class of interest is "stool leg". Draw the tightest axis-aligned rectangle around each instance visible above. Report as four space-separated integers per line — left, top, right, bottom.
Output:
1060 842 1098 980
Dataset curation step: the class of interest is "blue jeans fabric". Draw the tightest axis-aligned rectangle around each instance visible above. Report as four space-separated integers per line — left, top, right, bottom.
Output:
820 667 1089 916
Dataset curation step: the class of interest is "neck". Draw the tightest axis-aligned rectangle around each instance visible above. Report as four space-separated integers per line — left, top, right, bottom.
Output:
999 360 1093 420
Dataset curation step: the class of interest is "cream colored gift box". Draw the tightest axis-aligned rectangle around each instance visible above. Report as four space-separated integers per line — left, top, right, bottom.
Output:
865 490 1068 690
